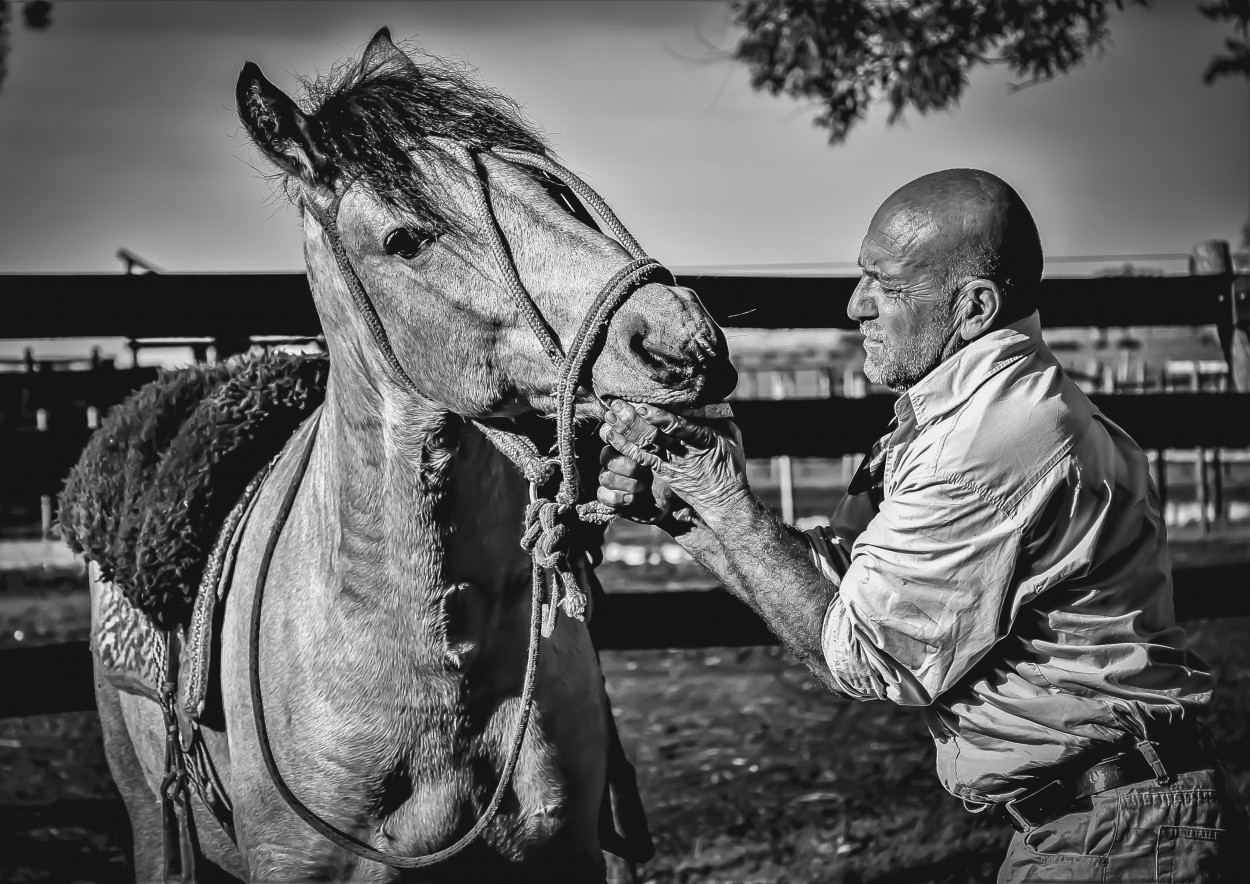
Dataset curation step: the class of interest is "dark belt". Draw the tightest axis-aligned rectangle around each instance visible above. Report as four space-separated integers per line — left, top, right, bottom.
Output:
997 728 1217 833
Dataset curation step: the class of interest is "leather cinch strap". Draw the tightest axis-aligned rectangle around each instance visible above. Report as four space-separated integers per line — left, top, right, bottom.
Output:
160 633 197 884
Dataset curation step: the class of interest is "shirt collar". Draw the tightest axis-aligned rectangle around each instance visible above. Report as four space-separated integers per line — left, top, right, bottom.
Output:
898 311 1044 426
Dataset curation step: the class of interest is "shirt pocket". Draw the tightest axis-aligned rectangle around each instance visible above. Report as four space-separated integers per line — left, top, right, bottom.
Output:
1155 825 1225 883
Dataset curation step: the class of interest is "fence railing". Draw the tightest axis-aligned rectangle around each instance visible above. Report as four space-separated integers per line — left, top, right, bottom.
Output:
1 239 1249 718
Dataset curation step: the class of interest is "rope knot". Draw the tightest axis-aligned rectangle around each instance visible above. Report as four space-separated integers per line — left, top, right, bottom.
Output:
519 488 619 633
520 497 572 570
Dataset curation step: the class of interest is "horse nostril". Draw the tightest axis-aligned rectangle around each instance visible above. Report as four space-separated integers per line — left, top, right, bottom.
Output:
628 328 671 374
610 294 735 392
615 314 674 374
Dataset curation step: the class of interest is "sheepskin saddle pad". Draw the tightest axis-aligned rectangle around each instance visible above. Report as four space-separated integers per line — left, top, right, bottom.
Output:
87 463 272 716
61 350 329 627
59 351 327 714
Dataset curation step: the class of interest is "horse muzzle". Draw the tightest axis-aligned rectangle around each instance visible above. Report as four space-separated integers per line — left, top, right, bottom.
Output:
591 281 737 408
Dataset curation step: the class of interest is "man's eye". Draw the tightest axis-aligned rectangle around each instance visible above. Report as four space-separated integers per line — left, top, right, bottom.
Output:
383 228 436 259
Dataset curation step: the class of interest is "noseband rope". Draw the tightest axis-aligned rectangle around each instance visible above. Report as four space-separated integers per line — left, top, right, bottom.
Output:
249 144 673 869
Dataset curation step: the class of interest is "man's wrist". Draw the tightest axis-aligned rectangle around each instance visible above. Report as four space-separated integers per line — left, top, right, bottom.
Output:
697 485 760 532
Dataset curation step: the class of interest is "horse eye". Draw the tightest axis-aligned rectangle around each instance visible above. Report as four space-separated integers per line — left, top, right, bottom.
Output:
383 228 433 260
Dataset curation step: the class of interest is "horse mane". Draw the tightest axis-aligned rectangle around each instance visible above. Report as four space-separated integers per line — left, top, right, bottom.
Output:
295 41 551 232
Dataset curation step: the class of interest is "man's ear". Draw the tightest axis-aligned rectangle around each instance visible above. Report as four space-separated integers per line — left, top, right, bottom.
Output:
236 61 331 187
956 278 1002 341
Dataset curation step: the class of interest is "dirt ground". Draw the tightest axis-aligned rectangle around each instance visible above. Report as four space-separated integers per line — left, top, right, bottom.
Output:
3 572 1250 883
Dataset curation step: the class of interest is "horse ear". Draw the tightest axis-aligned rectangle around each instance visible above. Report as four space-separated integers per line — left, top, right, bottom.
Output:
236 61 330 187
359 27 411 73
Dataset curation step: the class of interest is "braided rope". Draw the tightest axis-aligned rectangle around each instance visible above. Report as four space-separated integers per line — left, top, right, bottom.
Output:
448 143 565 368
471 421 557 487
492 147 647 259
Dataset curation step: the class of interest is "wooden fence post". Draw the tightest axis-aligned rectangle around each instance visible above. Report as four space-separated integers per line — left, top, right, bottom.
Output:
1235 272 1250 392
1190 241 1235 531
1195 240 1249 391
777 455 795 524
36 407 52 539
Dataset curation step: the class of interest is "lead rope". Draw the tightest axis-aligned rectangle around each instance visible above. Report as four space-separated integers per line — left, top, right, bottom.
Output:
250 143 670 870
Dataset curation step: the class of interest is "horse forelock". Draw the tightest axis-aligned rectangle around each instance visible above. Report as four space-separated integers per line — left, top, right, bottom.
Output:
290 41 550 234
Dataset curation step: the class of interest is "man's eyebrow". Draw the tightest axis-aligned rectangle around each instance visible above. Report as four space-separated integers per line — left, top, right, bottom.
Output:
860 265 894 284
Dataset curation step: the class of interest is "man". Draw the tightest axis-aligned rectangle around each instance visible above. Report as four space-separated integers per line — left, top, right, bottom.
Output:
597 169 1246 881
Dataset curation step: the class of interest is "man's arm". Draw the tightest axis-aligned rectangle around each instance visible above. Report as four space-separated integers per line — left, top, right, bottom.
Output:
661 491 840 690
597 400 841 689
598 399 1028 707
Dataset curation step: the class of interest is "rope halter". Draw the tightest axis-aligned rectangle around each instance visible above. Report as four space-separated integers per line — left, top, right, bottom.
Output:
446 142 678 630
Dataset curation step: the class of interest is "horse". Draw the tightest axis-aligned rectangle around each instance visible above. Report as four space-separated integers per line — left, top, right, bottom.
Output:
87 29 735 883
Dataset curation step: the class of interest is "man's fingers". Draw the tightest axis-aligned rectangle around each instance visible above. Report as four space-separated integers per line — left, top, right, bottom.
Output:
599 445 646 477
597 486 634 508
634 404 715 447
603 400 668 451
599 469 644 495
598 422 663 471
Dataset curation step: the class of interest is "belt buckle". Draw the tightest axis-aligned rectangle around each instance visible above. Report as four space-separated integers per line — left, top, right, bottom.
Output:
1003 779 1066 833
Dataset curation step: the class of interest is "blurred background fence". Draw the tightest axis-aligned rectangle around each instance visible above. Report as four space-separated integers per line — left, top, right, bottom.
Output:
1 238 1250 717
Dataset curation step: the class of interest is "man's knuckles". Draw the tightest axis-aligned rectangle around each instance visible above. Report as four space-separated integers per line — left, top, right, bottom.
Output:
599 446 644 475
641 408 682 434
598 469 642 494
601 426 659 463
596 487 634 507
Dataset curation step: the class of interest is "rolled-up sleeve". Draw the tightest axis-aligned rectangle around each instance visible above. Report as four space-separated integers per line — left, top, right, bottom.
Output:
800 524 847 587
821 470 1023 705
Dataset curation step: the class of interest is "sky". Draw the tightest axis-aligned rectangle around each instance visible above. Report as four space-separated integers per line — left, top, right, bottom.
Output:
0 0 1246 281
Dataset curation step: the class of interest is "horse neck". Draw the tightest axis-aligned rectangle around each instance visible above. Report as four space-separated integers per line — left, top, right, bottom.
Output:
308 357 529 643
299 225 530 657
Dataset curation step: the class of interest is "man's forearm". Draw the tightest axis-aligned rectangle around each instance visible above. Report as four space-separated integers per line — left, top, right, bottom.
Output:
662 492 840 690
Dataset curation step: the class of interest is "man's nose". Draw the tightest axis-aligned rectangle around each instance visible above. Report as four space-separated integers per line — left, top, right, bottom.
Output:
847 278 876 322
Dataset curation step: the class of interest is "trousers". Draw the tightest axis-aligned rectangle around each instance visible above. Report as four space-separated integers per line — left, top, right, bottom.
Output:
997 768 1249 882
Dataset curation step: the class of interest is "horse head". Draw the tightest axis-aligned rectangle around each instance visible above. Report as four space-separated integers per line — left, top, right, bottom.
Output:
236 28 736 422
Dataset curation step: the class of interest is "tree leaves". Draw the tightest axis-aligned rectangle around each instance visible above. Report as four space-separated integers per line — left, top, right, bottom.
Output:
0 0 53 94
1200 0 1250 83
729 0 1250 145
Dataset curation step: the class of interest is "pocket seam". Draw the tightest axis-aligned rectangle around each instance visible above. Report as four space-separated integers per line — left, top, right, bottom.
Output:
1156 824 1226 883
1022 829 1111 864
1159 824 1224 843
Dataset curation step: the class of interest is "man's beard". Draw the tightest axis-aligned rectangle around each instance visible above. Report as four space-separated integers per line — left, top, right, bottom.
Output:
862 305 957 392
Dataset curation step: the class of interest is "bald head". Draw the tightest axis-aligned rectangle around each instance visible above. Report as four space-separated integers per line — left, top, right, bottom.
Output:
851 170 1044 390
870 168 1043 321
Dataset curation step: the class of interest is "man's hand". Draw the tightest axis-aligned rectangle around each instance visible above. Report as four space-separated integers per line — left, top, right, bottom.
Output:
597 399 749 524
596 446 675 525
596 399 840 691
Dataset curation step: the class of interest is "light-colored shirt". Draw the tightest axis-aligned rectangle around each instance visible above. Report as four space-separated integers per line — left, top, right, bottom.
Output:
807 312 1213 804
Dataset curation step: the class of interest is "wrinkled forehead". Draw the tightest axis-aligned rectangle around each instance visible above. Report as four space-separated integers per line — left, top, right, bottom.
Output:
859 201 943 272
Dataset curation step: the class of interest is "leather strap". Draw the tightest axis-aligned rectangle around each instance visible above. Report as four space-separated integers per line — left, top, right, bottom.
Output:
1000 727 1216 832
160 632 198 884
